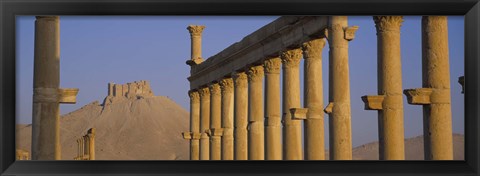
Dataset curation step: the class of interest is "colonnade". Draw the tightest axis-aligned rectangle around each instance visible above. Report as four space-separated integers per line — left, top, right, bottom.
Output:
74 128 96 160
184 16 457 160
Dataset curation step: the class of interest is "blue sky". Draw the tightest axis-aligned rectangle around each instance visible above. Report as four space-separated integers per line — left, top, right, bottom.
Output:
16 16 464 148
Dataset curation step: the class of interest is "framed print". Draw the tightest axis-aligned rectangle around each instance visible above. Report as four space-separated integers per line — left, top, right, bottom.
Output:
1 0 479 175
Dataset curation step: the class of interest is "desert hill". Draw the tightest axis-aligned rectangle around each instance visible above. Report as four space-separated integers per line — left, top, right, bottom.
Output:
16 81 189 160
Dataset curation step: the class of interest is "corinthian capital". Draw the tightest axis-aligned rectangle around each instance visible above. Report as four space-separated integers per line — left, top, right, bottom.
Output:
188 90 200 102
232 71 248 88
187 25 206 37
373 16 403 33
209 83 221 96
264 57 281 74
220 78 234 94
280 48 303 68
302 38 326 60
247 65 264 82
199 87 210 97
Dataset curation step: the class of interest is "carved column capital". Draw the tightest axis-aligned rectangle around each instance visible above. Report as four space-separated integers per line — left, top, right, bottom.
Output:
220 78 234 94
187 25 206 37
199 87 210 97
247 65 264 82
373 16 404 33
280 48 303 68
264 57 281 74
209 83 221 96
188 90 200 102
302 38 326 60
232 71 248 88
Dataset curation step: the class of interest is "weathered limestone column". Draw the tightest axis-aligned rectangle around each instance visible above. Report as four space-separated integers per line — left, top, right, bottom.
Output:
32 16 78 160
188 90 201 160
302 38 327 160
247 65 265 160
324 16 358 160
264 57 282 160
361 16 405 160
88 128 95 160
209 83 222 160
186 25 206 65
199 87 211 160
233 71 249 160
76 139 81 158
220 78 234 160
280 48 303 160
404 16 453 160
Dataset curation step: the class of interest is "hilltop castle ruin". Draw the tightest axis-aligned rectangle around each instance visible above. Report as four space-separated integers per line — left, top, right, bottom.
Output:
103 80 154 106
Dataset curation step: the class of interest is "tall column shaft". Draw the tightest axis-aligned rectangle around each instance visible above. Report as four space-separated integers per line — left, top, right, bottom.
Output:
374 16 405 160
188 90 201 160
199 87 211 160
264 58 282 160
32 16 61 160
187 25 206 64
248 65 265 160
326 16 356 160
220 78 234 160
281 48 303 160
302 38 326 160
233 72 248 160
88 128 95 160
209 83 222 160
421 16 453 160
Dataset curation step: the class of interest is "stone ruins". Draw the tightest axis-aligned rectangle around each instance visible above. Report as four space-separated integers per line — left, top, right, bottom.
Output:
183 16 462 161
74 128 96 160
30 16 463 161
103 80 154 106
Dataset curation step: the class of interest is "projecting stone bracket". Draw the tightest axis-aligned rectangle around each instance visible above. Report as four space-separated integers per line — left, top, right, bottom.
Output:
290 108 308 120
206 128 224 137
344 26 359 41
33 87 79 104
324 102 334 114
58 88 79 104
403 88 433 105
182 132 201 140
361 95 385 110
458 76 465 94
182 132 192 140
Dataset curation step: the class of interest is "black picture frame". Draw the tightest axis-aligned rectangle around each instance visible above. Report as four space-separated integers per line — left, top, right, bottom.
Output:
1 0 479 175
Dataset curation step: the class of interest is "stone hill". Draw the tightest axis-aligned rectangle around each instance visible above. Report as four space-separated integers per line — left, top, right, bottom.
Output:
16 80 189 160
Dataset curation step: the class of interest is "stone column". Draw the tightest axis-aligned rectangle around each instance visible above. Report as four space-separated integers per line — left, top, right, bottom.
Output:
233 71 249 160
264 57 282 160
302 38 327 160
88 128 96 160
188 90 201 160
404 16 453 160
280 48 303 160
199 87 211 160
324 16 358 160
209 83 222 160
186 25 206 65
80 137 84 158
76 139 81 158
247 65 265 160
32 16 79 160
361 16 405 160
220 78 234 160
